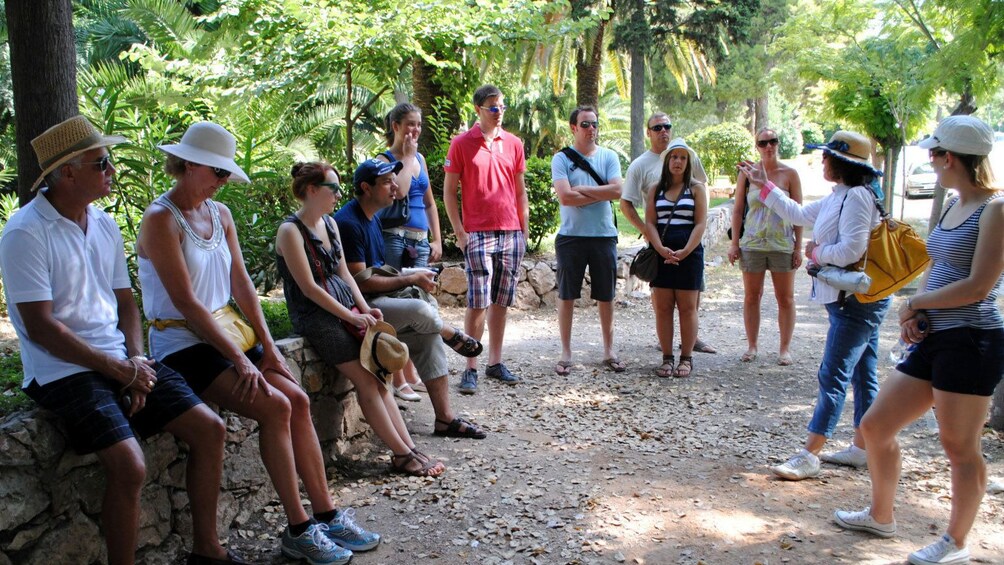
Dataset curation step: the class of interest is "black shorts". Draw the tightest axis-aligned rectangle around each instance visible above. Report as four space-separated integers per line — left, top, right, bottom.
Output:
162 343 264 395
22 363 202 455
897 326 1004 396
555 235 618 301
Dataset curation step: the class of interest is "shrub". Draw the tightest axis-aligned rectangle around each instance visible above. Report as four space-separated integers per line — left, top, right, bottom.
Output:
523 156 560 252
801 122 825 153
0 351 30 416
777 124 803 160
260 298 294 340
689 122 755 184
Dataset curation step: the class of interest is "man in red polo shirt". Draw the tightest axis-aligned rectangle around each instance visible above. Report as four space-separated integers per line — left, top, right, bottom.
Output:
443 84 529 394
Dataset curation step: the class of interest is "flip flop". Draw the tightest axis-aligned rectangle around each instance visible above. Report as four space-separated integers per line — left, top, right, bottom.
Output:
603 358 626 373
741 351 757 363
778 353 794 366
554 360 572 375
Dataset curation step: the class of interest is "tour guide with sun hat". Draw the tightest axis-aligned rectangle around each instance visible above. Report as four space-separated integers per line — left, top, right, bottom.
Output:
137 121 380 564
738 130 893 482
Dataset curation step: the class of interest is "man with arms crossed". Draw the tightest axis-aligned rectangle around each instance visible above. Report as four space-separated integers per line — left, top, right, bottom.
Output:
620 112 717 354
0 116 234 565
444 84 529 393
551 106 625 375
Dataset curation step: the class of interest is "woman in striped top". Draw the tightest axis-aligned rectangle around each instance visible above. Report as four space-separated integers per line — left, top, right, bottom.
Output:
643 139 708 378
834 116 1003 565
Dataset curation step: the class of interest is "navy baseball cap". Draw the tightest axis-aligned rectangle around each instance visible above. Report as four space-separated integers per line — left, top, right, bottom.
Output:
353 158 403 189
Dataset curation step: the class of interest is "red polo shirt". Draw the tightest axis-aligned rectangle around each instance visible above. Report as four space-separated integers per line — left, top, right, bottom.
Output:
444 125 526 232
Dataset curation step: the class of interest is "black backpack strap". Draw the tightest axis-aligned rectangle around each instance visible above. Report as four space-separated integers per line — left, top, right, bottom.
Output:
560 147 618 228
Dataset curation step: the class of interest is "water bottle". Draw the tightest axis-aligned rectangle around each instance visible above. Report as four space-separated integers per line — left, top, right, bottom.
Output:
889 320 928 365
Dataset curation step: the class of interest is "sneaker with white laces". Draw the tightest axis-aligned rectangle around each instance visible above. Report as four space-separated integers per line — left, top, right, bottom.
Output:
909 534 970 565
458 368 478 395
833 507 896 538
770 450 820 480
280 522 352 565
820 445 868 468
321 508 381 552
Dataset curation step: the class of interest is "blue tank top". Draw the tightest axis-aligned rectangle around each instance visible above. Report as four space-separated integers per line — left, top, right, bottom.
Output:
381 150 430 231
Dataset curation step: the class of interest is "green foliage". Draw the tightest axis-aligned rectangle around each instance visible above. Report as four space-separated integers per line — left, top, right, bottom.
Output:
0 351 30 416
217 176 297 292
260 298 294 340
801 122 825 152
524 156 560 252
689 122 755 184
777 124 802 159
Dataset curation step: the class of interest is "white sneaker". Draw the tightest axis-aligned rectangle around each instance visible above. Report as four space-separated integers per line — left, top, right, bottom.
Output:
909 534 970 565
820 445 868 468
833 507 896 538
771 450 820 480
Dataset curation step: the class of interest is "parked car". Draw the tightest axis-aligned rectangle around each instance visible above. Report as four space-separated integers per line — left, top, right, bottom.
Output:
904 161 936 198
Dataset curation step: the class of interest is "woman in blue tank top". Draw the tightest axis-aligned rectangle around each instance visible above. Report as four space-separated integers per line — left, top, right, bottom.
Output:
834 116 1003 565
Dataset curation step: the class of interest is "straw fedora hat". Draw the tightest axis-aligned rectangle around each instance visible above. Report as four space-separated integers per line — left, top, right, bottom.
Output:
157 122 250 183
360 321 409 385
806 130 883 176
30 115 126 191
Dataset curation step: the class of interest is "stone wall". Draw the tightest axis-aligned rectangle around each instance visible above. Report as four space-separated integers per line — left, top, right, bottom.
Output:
432 202 733 308
0 338 363 564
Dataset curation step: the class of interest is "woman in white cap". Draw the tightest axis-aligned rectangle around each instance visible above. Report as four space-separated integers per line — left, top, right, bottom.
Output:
136 123 378 565
738 130 892 481
834 116 1002 565
275 161 445 477
728 127 803 365
644 138 708 378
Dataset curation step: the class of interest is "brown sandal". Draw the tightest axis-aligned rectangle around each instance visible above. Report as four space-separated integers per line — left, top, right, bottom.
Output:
674 355 693 378
655 354 674 378
391 451 444 477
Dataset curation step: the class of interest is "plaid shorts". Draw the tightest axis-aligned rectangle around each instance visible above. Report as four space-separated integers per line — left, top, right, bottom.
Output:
464 230 526 309
23 363 202 455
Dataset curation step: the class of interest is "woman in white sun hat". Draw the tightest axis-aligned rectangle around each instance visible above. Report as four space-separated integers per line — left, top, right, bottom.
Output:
738 130 892 482
136 122 379 564
834 115 1003 565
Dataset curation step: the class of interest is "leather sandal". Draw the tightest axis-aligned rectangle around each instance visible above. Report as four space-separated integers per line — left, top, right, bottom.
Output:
655 354 674 378
433 417 487 439
674 355 693 378
443 327 483 357
391 451 444 477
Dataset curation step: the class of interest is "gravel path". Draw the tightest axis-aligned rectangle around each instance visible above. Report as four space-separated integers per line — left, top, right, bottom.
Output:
236 239 1004 565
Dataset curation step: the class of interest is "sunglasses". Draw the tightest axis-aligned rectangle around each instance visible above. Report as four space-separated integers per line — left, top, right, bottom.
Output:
318 181 341 193
209 166 231 179
78 155 113 172
928 148 948 160
648 123 672 132
479 105 507 113
578 121 599 129
757 138 780 148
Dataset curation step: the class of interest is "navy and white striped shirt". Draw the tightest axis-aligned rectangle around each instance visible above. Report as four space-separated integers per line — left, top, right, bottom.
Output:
924 194 1003 331
655 186 695 227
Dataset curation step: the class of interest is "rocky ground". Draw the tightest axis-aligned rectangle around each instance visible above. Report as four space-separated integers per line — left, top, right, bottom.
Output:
227 238 1004 565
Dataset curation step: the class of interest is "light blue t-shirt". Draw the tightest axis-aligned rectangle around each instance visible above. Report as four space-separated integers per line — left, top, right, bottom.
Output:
551 146 622 237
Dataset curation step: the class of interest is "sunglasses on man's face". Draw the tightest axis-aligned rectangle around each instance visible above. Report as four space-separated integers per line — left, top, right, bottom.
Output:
578 121 599 129
479 105 507 114
648 123 672 132
757 138 780 148
78 155 113 173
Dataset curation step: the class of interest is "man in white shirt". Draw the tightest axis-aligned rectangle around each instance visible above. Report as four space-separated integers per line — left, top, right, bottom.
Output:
620 112 717 354
0 116 233 565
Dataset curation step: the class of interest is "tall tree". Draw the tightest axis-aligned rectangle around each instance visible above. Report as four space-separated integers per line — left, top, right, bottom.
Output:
5 0 78 205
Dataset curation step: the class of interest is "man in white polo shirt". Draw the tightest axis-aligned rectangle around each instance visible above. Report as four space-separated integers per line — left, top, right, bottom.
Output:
0 116 236 565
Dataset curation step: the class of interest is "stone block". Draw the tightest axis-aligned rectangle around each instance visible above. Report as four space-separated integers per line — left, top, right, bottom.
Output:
540 289 558 309
526 262 556 295
138 533 183 565
340 397 368 440
142 433 180 483
138 487 172 548
324 371 354 397
311 395 346 443
6 521 48 552
22 512 103 565
51 465 105 516
514 281 541 310
574 284 594 308
222 437 268 490
286 359 304 388
438 266 467 295
436 292 460 308
301 361 324 393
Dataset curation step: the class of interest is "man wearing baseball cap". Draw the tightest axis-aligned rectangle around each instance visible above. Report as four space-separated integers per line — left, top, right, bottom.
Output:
334 158 488 440
0 116 237 564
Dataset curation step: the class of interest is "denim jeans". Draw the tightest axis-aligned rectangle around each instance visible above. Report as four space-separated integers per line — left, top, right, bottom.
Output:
382 231 431 269
807 295 892 438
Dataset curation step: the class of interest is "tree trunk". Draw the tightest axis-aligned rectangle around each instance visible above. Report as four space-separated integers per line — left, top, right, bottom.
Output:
629 44 645 159
754 95 769 134
575 18 607 108
6 0 78 205
744 99 755 133
882 143 899 212
412 58 457 158
344 64 354 167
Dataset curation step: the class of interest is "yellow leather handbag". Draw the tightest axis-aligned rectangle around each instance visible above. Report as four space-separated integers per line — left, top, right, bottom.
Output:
852 215 930 303
151 304 259 352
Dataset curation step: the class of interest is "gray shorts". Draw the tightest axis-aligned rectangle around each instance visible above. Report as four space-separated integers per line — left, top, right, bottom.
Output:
740 249 795 273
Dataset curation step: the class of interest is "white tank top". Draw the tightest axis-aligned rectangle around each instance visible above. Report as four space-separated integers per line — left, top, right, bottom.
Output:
139 195 232 359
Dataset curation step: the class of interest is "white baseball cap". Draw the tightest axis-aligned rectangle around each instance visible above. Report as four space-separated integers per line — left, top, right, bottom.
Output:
918 115 994 156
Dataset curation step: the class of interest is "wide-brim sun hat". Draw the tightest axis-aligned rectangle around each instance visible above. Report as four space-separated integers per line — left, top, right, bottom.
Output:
917 115 994 156
360 320 409 385
157 122 250 183
660 137 709 184
806 130 883 176
30 115 127 191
